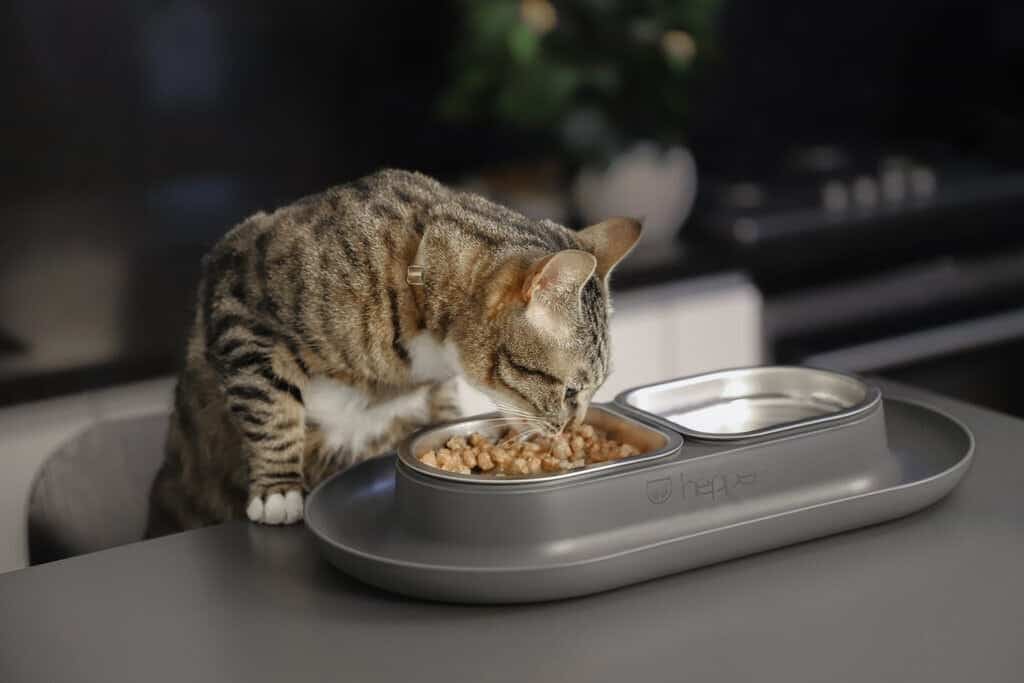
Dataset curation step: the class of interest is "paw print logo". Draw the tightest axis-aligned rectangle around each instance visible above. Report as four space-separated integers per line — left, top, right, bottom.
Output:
647 477 672 504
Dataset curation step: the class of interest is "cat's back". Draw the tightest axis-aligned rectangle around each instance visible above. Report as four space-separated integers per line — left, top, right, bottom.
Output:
191 170 451 323
210 169 448 254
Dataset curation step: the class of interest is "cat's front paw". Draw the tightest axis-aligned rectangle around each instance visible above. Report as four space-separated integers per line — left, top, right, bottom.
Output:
246 488 304 525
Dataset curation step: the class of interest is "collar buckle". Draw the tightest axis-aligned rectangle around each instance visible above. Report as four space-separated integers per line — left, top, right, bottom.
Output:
406 265 425 286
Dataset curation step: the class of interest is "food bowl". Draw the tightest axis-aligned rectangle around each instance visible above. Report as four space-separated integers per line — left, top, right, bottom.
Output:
306 367 974 603
392 405 681 545
397 404 680 485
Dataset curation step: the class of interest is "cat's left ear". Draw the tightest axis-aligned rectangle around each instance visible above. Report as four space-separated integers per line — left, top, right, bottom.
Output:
521 250 597 307
575 217 643 286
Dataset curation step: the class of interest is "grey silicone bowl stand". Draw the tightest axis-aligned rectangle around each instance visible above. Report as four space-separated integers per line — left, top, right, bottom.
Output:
305 397 973 604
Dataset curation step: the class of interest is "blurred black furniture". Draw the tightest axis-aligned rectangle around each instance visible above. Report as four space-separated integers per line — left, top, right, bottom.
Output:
691 155 1024 417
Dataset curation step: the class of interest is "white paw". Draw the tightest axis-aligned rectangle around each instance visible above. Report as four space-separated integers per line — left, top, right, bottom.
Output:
246 489 304 525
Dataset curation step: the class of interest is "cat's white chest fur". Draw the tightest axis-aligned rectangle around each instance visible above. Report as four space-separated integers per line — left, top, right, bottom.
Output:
304 333 461 462
305 379 431 461
407 332 461 382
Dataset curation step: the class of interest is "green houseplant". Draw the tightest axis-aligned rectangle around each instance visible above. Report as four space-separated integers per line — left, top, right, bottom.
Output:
441 0 721 162
440 0 722 241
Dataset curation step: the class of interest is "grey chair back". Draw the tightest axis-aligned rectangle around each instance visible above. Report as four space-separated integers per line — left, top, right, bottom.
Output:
28 413 168 564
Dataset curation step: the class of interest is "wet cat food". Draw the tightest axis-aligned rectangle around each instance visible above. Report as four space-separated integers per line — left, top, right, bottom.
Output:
417 423 641 476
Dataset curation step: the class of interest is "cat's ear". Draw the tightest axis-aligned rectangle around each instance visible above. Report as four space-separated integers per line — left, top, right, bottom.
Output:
521 249 597 307
575 217 643 285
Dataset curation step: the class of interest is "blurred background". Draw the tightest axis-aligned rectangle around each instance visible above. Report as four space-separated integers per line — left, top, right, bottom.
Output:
5 0 1024 570
3 0 1024 415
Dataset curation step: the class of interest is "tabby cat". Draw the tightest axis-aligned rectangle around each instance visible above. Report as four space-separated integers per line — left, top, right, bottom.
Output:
146 169 641 534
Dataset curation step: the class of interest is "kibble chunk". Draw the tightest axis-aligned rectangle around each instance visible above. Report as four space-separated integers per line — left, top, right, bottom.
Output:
541 456 561 472
445 436 468 450
416 424 644 477
477 451 495 471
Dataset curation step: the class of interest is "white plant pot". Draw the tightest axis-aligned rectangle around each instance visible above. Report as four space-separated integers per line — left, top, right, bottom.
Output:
572 142 698 244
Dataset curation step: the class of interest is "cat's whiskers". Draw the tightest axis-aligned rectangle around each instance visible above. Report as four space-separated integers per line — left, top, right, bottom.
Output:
490 402 538 418
487 410 547 426
469 417 547 431
495 412 551 426
490 400 558 424
498 428 545 449
496 411 539 421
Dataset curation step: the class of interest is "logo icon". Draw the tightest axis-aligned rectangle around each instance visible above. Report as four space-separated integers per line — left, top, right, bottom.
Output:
647 477 672 504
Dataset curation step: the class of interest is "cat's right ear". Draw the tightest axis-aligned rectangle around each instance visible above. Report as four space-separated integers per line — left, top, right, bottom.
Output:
521 250 597 308
575 217 643 286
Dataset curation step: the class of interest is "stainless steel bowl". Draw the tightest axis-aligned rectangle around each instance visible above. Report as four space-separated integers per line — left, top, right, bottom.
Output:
397 404 682 485
616 366 881 441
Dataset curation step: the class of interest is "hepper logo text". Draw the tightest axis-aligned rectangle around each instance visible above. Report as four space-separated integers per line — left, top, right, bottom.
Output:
646 477 673 504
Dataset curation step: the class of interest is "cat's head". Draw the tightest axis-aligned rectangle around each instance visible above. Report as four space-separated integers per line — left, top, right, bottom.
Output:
460 218 642 433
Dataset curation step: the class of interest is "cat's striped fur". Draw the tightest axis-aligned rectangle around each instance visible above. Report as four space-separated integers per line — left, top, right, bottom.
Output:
146 169 641 533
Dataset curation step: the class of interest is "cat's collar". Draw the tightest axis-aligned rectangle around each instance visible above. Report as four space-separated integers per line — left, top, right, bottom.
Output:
406 237 425 287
